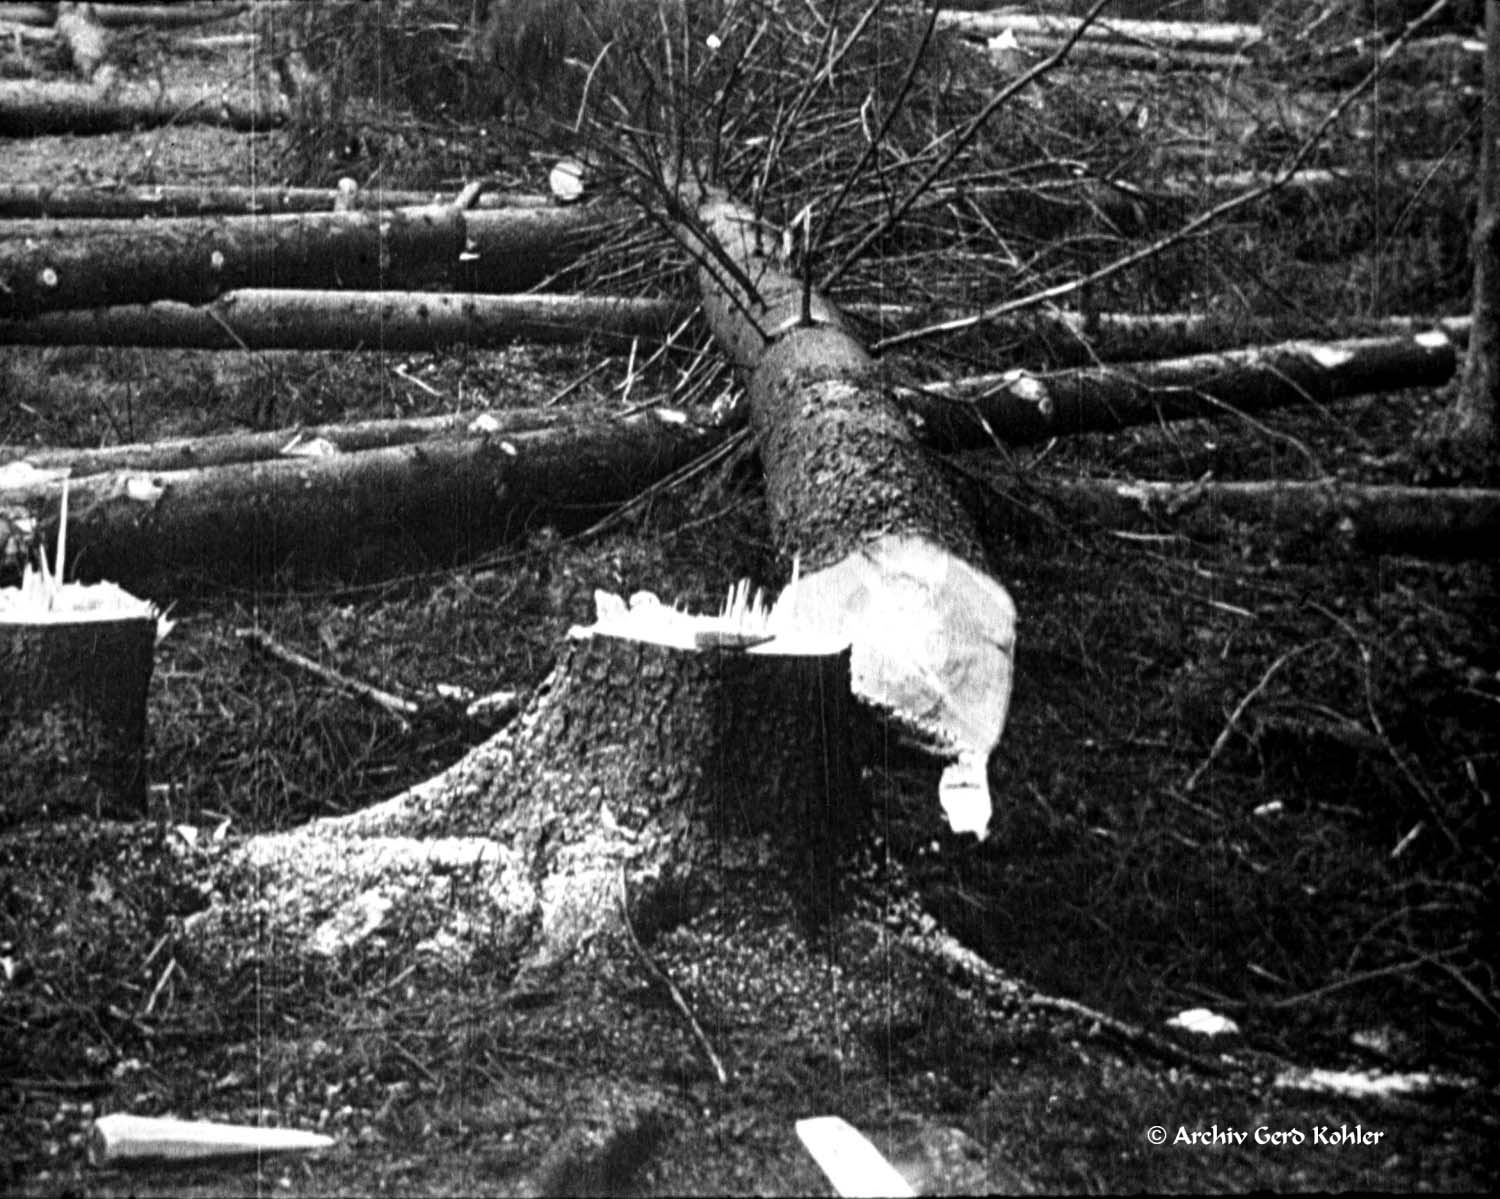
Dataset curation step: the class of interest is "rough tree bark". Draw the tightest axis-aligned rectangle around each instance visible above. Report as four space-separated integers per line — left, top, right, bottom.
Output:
0 410 726 591
0 612 155 823
0 206 612 317
680 185 1016 838
0 289 690 351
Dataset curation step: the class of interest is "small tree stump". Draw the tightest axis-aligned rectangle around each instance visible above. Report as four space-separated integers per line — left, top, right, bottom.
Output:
0 614 155 824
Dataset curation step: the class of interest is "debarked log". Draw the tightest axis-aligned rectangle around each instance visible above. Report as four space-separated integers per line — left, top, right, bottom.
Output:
0 409 729 592
1036 477 1500 560
0 289 693 351
937 9 1264 55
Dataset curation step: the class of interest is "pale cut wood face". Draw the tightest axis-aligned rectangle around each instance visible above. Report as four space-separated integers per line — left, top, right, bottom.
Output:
769 532 1017 839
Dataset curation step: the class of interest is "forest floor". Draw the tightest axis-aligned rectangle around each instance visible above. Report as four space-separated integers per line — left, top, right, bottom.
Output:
1 5 1497 1195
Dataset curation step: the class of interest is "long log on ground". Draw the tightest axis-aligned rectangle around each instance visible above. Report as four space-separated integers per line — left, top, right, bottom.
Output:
976 29 1252 73
938 9 1265 54
0 206 616 316
0 78 284 135
0 2 265 27
1036 477 1500 560
900 332 1461 450
0 182 556 219
0 408 727 591
2 406 581 477
860 304 1469 365
896 157 1467 241
1295 32 1481 88
0 289 691 351
682 185 1016 838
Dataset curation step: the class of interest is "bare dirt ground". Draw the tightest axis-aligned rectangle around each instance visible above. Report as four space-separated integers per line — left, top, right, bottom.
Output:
2 3 1496 1195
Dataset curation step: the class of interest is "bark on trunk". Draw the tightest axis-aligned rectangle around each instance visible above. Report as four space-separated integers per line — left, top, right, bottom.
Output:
0 207 461 317
0 182 554 219
0 614 155 824
683 186 1016 837
0 206 615 317
0 410 727 592
1036 477 1500 559
0 78 285 135
4 407 579 478
185 625 861 970
0 289 691 351
902 332 1460 449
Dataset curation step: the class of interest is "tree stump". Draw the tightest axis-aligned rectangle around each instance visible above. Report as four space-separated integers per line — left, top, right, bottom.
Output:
0 611 155 824
186 595 863 973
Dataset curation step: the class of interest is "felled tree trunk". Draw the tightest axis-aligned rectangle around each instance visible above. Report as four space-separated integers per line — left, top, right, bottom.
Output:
0 289 690 351
682 185 1017 838
0 78 285 135
4 406 577 477
903 332 1461 449
0 182 554 219
857 304 1468 365
0 205 616 317
1035 477 1500 560
0 208 460 317
0 410 727 592
937 9 1263 55
0 2 261 27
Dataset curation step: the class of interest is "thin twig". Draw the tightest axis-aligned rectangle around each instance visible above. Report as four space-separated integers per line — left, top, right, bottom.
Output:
237 626 419 729
1257 949 1465 1010
1183 644 1310 794
822 0 1114 290
617 867 728 1086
